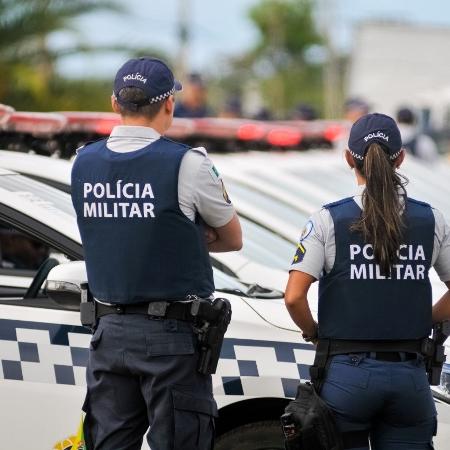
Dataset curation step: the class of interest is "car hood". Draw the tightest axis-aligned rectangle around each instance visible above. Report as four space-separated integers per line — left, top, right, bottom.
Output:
243 270 447 333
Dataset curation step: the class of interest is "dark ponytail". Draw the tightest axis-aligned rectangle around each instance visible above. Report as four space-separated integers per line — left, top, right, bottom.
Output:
351 143 408 275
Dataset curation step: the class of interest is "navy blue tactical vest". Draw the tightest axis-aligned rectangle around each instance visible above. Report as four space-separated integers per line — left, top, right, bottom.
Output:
71 137 214 303
318 197 434 340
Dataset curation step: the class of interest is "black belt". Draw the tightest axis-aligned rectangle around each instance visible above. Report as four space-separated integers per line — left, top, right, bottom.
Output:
364 351 417 362
95 300 197 322
326 339 425 356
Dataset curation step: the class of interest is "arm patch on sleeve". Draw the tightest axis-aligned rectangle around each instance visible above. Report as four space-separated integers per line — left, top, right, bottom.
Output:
208 165 221 184
292 243 306 264
292 220 314 264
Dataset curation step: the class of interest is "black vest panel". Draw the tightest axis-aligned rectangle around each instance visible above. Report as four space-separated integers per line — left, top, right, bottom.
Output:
318 197 434 340
71 137 214 303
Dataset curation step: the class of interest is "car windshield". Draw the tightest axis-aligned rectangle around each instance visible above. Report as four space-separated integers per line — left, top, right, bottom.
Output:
240 216 293 270
226 178 308 227
213 267 249 294
0 173 75 216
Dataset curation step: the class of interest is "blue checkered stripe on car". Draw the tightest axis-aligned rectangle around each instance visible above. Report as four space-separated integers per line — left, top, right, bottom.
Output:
0 319 315 397
212 338 315 398
0 319 90 386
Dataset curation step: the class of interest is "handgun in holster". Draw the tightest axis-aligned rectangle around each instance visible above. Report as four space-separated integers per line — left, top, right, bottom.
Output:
424 321 450 385
191 297 232 375
80 282 96 331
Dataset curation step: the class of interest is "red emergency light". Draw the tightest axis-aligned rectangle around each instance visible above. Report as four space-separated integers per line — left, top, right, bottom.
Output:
323 124 345 142
236 123 267 141
60 112 121 136
0 104 14 126
3 111 67 135
266 127 302 147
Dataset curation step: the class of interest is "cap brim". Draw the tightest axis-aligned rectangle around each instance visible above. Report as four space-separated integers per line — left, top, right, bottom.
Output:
174 80 182 91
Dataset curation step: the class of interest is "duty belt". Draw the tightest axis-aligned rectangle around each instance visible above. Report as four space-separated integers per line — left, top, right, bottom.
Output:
95 300 198 322
310 338 428 392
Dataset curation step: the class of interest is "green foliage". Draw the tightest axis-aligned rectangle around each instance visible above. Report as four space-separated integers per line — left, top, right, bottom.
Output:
249 0 322 64
227 0 326 117
0 0 123 111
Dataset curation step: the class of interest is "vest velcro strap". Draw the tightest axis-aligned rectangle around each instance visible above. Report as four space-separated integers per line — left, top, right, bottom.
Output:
325 339 424 356
95 300 197 322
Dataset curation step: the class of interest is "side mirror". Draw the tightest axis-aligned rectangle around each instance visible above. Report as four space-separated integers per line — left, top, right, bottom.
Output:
45 261 87 309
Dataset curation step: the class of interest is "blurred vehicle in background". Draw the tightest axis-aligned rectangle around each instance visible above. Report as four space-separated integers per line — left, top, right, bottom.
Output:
0 106 346 157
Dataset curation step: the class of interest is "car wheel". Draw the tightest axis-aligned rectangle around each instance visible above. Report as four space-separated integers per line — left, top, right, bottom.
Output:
214 420 285 450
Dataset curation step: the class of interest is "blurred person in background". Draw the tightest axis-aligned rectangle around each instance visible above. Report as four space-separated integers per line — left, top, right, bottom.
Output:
252 106 273 121
397 106 439 162
285 113 450 450
344 97 370 123
174 72 213 118
218 95 242 119
291 103 318 121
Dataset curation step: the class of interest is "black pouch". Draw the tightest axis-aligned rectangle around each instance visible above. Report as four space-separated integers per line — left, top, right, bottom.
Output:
282 382 343 450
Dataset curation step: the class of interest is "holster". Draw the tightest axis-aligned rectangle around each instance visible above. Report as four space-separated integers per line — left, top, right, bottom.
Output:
191 297 232 375
80 283 96 331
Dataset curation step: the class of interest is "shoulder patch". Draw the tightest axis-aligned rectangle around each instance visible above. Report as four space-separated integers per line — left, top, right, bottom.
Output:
292 242 306 264
221 179 231 204
299 220 314 242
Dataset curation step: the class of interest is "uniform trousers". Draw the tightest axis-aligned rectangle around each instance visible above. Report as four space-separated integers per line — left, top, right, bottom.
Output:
83 314 217 450
321 354 437 450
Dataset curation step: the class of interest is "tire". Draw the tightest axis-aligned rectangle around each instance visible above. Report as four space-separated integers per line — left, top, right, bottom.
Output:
214 420 285 450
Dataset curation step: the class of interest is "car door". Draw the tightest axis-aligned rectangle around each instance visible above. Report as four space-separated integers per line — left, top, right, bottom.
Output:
0 209 86 450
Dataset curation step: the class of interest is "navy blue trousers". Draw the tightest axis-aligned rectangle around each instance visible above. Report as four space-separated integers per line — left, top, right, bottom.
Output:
83 314 217 450
321 354 437 450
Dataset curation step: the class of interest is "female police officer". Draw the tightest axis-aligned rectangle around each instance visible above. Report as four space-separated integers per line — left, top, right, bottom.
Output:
285 113 450 450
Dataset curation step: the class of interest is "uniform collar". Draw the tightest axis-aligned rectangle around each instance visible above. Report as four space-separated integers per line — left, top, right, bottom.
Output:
109 125 161 140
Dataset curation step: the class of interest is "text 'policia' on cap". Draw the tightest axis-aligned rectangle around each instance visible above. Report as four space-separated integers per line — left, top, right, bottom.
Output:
113 57 182 108
348 113 403 160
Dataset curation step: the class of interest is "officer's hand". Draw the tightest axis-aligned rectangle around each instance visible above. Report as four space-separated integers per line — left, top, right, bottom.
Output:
204 226 218 244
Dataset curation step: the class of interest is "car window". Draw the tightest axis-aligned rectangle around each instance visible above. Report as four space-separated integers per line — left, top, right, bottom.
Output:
240 217 293 270
226 179 308 226
0 173 75 216
0 219 67 298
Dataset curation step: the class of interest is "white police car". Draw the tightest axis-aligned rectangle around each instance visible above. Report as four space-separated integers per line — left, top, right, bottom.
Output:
0 164 449 449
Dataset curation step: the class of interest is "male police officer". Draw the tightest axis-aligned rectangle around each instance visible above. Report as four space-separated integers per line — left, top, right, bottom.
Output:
71 57 242 450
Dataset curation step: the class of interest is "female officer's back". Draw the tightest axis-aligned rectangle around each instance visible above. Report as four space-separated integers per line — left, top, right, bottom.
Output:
285 113 450 450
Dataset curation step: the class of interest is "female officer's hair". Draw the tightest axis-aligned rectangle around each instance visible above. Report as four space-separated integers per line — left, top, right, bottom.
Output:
116 87 165 119
351 142 408 275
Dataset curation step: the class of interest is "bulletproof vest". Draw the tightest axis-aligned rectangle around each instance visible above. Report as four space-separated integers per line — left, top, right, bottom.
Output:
71 137 214 304
318 197 434 340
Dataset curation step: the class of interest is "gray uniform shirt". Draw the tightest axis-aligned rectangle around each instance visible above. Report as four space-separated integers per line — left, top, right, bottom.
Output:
106 125 235 227
290 185 450 282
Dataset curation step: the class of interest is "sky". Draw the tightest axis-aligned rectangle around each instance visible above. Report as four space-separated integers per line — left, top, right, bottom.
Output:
52 0 450 79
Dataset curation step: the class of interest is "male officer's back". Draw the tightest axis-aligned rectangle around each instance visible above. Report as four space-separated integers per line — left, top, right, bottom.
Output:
71 57 242 450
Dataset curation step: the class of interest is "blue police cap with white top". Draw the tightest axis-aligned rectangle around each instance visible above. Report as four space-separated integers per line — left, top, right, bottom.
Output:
348 113 403 161
113 57 182 108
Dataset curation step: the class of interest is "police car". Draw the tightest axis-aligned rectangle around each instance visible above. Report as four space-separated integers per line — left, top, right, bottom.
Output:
0 162 449 449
